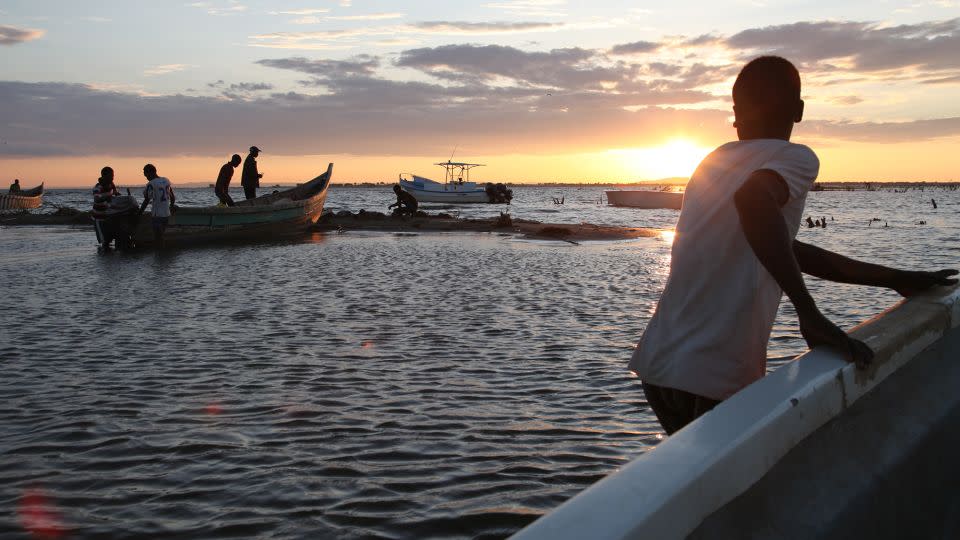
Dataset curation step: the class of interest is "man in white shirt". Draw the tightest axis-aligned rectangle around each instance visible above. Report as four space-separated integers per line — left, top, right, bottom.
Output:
630 56 957 434
138 163 176 248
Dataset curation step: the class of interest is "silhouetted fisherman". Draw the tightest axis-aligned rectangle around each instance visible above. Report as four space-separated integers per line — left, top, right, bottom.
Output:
806 216 815 228
388 184 418 217
241 146 263 200
931 198 937 209
138 164 176 248
8 179 21 194
216 154 241 207
92 167 120 249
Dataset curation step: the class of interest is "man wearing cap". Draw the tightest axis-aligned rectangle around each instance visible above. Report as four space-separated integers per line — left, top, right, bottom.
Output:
241 146 263 200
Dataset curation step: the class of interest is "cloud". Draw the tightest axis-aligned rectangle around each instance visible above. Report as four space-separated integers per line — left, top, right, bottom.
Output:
0 80 736 159
804 117 960 142
829 95 864 105
413 21 563 34
922 74 960 84
482 0 567 17
396 44 616 89
249 20 564 49
5 17 960 161
144 64 190 76
268 8 330 15
327 13 405 21
257 55 381 77
0 24 44 45
725 18 960 72
188 1 247 16
609 40 660 55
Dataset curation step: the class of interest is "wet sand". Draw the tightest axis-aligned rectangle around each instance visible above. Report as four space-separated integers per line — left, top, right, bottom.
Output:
313 210 660 242
0 207 92 226
1 207 661 242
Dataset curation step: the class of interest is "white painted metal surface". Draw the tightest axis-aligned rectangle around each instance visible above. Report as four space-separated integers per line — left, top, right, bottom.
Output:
512 286 960 540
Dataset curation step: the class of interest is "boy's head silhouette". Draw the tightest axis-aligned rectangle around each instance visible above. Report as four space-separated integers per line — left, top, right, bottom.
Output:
732 56 804 141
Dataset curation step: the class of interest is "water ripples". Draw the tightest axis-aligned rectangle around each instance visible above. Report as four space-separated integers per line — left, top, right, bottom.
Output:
1 187 956 538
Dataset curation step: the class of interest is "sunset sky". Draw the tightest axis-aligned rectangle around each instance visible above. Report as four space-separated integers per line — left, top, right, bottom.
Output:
1 1 958 186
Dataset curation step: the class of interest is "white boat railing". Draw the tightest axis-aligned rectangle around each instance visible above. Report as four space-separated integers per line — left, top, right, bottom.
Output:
512 285 960 540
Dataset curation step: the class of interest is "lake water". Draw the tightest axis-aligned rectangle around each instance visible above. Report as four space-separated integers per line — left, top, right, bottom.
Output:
1 184 957 539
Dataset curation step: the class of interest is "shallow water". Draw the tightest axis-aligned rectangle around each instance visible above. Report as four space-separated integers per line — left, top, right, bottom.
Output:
1 185 957 538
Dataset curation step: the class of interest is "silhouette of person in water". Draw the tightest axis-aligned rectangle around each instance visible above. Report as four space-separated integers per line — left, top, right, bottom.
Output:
215 154 242 207
241 146 263 200
630 56 958 435
138 164 176 248
8 179 20 194
388 184 418 217
806 216 815 228
931 198 938 209
92 166 120 249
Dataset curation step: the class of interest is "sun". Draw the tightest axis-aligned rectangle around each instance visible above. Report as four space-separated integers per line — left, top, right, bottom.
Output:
610 138 712 180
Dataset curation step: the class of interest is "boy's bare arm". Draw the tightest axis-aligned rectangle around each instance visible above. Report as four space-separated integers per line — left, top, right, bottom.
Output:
793 241 957 296
734 169 873 367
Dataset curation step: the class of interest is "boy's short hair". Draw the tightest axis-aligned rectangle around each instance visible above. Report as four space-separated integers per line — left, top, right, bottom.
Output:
732 56 801 109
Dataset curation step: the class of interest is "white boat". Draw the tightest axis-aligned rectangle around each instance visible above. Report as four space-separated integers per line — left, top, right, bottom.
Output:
399 161 512 204
605 188 682 209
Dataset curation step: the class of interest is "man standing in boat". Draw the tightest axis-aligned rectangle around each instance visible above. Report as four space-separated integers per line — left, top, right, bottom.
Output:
138 164 176 248
630 56 957 435
215 154 241 207
241 146 263 200
8 179 21 194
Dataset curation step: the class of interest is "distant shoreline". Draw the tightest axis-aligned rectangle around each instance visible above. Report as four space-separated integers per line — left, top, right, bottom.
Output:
39 180 960 190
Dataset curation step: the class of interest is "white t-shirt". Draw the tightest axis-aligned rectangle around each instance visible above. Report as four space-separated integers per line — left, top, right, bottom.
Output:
144 177 174 218
629 139 819 401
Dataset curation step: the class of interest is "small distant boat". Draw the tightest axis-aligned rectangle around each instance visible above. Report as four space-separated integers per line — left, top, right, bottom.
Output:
399 161 512 204
605 188 682 209
129 164 332 247
0 183 44 211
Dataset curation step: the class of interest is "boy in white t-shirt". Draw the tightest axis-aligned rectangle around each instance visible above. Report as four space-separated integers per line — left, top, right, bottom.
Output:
138 163 176 248
631 56 957 435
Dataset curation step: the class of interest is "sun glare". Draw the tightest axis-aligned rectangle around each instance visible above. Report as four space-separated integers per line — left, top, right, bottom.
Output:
612 138 712 180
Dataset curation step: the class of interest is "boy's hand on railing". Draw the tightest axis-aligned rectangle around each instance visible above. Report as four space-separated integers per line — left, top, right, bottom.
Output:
798 308 874 369
890 269 958 297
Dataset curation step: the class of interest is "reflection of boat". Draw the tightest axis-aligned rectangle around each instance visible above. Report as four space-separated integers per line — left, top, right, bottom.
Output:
605 188 682 209
0 183 44 211
399 161 512 204
133 164 332 247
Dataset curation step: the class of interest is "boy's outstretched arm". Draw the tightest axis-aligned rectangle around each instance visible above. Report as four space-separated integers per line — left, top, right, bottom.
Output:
734 169 873 368
793 241 957 296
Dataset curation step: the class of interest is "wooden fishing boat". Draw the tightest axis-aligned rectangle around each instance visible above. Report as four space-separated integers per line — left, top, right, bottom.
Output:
0 183 44 211
605 188 682 209
132 163 333 247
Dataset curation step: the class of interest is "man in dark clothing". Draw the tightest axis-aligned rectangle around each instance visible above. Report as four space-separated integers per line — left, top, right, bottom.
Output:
388 184 418 217
9 179 21 194
92 167 119 249
215 154 242 206
241 146 263 200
